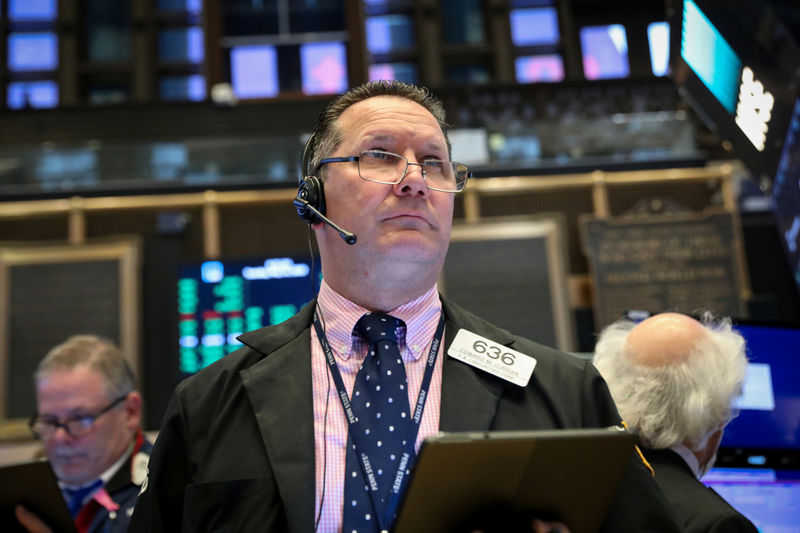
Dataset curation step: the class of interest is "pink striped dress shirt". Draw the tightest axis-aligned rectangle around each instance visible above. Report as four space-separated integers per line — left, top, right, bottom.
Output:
311 280 445 533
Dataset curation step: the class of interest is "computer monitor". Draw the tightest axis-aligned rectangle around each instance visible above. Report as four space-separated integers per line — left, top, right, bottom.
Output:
717 321 800 469
176 254 320 377
672 0 800 297
703 467 800 532
771 96 800 295
670 0 799 184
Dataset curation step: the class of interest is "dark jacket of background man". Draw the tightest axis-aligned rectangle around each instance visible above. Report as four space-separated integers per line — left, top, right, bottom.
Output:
594 312 758 533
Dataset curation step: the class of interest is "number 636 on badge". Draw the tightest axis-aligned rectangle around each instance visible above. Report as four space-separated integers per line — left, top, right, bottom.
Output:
448 330 537 387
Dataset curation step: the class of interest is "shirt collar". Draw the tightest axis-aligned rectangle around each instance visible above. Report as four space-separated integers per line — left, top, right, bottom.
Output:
316 279 442 361
671 443 702 479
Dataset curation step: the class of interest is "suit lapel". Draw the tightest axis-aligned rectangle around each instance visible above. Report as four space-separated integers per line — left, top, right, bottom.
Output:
234 297 522 529
439 299 515 432
240 320 315 533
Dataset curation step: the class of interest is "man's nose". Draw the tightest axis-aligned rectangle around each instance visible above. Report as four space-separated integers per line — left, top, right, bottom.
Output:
394 162 428 196
51 425 73 442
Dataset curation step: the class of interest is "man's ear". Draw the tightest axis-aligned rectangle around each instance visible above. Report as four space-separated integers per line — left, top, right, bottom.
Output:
124 391 144 429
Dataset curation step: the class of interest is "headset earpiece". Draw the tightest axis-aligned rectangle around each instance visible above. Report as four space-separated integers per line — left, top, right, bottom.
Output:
294 133 357 244
296 175 326 225
296 132 326 225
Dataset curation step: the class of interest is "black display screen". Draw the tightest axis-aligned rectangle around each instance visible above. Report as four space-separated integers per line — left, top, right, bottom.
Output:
771 97 800 294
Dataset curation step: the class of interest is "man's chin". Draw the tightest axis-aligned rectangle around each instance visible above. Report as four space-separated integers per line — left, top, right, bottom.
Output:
382 228 447 251
52 462 93 486
379 238 444 263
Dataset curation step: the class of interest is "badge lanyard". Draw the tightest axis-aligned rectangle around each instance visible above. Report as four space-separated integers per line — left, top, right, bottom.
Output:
313 311 445 532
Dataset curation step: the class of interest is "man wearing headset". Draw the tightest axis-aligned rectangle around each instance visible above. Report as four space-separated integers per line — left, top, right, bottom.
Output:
130 81 680 533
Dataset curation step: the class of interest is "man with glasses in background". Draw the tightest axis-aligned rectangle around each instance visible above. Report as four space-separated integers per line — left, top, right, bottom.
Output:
131 81 680 533
15 335 150 533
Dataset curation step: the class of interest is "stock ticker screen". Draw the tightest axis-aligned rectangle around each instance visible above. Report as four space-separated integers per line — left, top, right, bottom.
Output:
772 97 800 292
177 255 319 375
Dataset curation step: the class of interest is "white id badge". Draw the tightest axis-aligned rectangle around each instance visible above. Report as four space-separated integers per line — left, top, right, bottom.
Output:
447 329 536 387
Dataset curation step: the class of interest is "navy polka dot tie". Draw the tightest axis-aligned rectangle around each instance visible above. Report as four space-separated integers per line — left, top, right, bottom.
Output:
343 313 411 533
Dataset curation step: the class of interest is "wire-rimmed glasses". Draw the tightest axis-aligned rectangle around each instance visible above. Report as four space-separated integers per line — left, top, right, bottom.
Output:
316 150 471 193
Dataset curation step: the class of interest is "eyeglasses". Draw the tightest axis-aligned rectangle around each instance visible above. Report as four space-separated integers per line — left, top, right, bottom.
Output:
316 150 471 193
28 394 128 440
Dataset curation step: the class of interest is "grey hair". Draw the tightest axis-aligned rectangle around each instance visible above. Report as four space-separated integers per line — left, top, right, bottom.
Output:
305 80 451 178
593 313 747 450
35 335 136 399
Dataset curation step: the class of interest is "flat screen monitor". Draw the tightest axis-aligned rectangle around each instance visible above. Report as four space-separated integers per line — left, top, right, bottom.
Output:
647 21 670 77
177 255 319 376
510 7 559 47
515 55 564 84
231 45 279 99
703 467 800 532
580 24 629 80
670 0 798 184
9 0 57 20
7 33 58 71
300 41 347 96
717 322 800 468
771 96 800 294
7 80 58 109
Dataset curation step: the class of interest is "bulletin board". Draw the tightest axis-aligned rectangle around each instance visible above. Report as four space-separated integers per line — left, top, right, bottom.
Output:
0 239 140 440
442 216 575 352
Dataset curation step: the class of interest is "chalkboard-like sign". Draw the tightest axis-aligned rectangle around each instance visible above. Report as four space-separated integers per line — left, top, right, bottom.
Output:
442 217 575 352
581 212 746 330
0 240 139 440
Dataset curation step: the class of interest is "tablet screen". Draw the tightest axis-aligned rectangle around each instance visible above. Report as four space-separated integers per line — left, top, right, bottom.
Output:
0 460 77 533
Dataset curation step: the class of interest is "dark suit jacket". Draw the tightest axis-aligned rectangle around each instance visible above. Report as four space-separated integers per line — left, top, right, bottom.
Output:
129 299 680 533
643 448 758 533
81 434 152 533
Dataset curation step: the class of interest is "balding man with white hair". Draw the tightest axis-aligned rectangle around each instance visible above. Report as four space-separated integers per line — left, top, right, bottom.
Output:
593 312 758 533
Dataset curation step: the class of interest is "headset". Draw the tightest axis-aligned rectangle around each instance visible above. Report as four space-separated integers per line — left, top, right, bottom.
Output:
294 133 357 245
295 133 325 225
